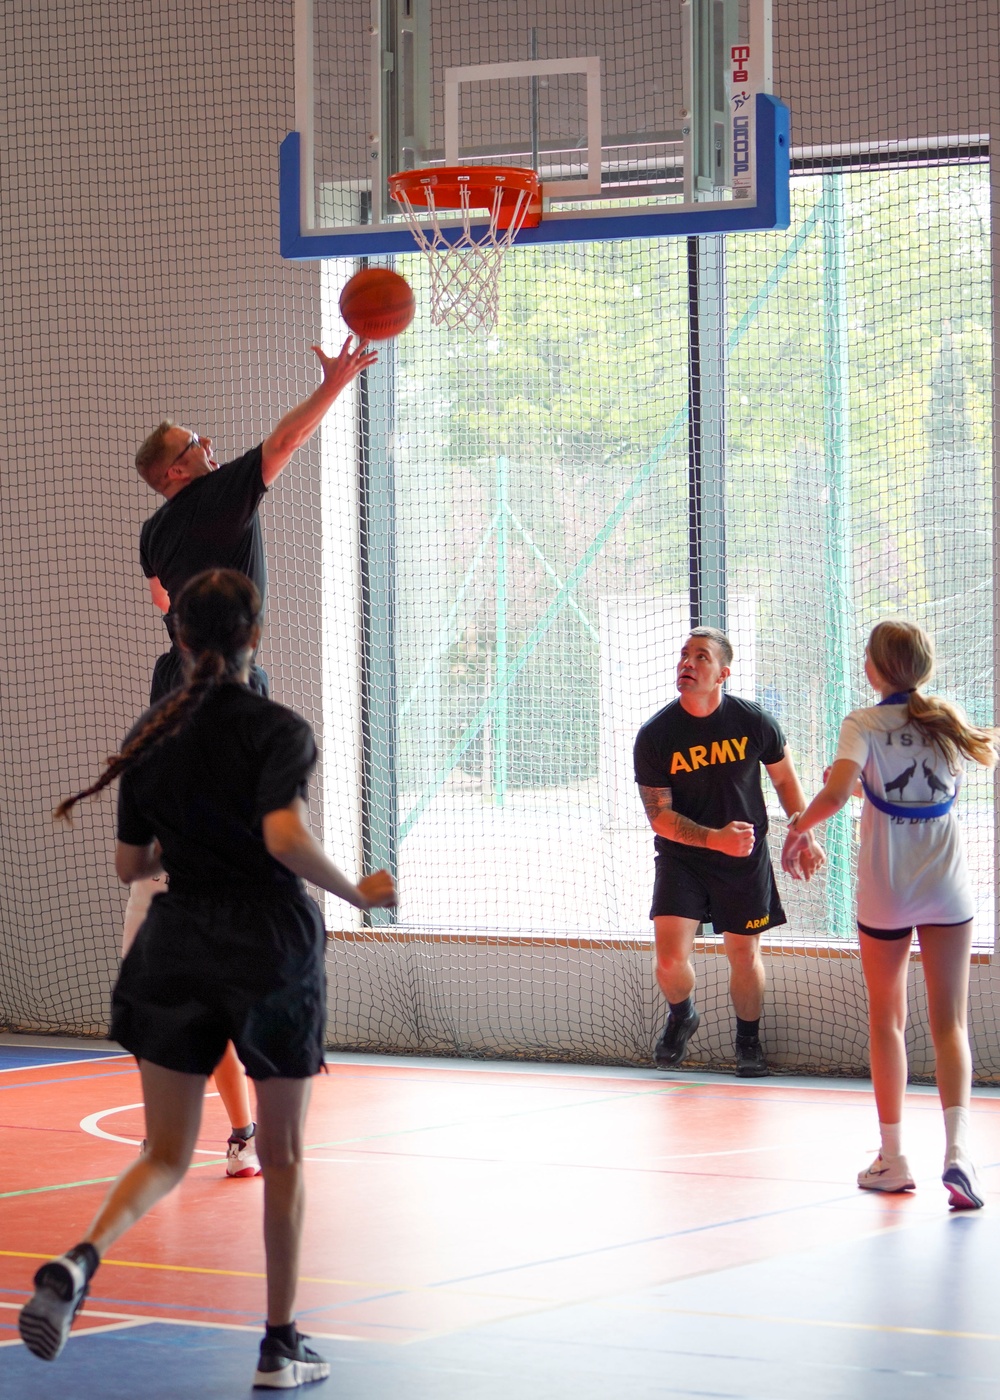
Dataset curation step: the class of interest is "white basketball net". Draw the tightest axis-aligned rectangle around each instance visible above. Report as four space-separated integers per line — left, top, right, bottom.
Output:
390 175 538 334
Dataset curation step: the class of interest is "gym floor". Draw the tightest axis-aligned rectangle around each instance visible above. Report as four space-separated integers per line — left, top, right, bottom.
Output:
1 1037 999 1399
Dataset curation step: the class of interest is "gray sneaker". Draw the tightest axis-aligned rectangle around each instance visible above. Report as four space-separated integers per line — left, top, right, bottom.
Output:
253 1331 331 1389
19 1256 90 1361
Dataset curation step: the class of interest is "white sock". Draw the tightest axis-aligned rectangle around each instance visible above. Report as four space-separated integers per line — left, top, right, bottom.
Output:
943 1106 970 1164
879 1122 903 1159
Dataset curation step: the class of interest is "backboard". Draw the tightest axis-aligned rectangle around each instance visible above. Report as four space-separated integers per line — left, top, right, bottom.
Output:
280 0 790 258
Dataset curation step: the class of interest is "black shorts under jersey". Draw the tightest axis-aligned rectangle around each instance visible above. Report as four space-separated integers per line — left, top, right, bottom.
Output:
111 886 327 1079
650 839 786 936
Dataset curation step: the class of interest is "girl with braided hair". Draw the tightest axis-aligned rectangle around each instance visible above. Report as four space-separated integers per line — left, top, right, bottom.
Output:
21 568 395 1389
783 619 996 1211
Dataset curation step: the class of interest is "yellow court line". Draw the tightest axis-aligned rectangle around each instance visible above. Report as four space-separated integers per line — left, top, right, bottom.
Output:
0 1249 269 1281
0 1249 548 1302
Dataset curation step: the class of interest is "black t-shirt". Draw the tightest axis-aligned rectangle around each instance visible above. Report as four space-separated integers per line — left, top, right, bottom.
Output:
117 685 316 896
633 695 786 856
139 446 267 638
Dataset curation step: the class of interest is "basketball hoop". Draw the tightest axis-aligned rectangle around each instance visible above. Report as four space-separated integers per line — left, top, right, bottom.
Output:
388 166 542 333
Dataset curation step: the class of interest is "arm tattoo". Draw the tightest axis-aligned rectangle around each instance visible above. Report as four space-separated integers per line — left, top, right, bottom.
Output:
637 786 711 847
669 812 711 847
638 785 671 822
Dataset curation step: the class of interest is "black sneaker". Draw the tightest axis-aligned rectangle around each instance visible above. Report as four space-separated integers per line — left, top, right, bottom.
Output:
19 1256 90 1361
735 1037 769 1077
653 1008 700 1068
253 1330 331 1389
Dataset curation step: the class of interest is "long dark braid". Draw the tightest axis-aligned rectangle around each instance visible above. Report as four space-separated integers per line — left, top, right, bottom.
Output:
56 569 263 822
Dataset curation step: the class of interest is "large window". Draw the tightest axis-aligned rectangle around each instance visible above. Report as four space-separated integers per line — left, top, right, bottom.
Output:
322 160 993 943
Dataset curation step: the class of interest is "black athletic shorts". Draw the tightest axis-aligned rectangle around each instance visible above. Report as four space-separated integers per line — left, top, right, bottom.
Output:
650 838 786 936
110 886 327 1079
150 646 270 704
858 917 971 942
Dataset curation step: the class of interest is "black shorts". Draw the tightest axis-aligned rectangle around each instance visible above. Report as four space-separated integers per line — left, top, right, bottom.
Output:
150 646 270 704
650 839 786 936
110 887 327 1079
858 917 971 942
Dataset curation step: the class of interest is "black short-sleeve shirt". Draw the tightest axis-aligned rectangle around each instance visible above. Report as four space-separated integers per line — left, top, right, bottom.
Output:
634 695 786 856
139 446 267 635
117 684 316 896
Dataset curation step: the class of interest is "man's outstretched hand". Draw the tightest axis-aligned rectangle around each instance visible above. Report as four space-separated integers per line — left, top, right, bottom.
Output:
314 337 379 395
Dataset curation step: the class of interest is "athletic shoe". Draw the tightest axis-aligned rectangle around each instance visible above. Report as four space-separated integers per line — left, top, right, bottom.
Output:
943 1158 985 1210
857 1152 916 1193
734 1036 769 1078
227 1128 262 1178
18 1256 90 1361
253 1331 331 1389
653 1008 700 1068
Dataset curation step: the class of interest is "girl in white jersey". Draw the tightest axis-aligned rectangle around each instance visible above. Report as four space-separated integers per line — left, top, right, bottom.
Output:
782 620 997 1209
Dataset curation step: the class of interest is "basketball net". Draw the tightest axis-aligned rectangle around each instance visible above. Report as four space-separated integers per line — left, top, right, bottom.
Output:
388 167 542 333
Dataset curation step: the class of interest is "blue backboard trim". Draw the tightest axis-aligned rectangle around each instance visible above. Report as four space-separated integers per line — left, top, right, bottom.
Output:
280 94 790 259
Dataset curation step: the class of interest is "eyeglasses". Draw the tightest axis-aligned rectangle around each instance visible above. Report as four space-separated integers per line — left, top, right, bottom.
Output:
167 433 201 470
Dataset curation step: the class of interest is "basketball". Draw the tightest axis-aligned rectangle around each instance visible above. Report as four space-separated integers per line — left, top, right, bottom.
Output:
339 268 416 341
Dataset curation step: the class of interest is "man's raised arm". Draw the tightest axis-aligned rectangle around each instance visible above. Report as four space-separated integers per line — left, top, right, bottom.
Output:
261 337 379 487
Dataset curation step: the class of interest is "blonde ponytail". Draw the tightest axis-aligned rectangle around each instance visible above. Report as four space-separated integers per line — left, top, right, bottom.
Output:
867 619 998 772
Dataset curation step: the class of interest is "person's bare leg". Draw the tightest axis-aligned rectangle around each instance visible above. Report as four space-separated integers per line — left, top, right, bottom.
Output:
652 916 700 1004
722 931 765 1020
212 1040 254 1131
858 932 912 1129
254 1076 313 1325
917 922 974 1112
916 921 981 1205
855 931 915 1189
84 1062 206 1256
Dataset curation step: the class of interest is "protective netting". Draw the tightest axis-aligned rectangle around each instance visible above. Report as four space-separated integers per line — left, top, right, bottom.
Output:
322 154 996 1073
2 1 999 1081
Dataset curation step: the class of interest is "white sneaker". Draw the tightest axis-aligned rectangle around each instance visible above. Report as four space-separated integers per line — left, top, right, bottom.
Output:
227 1128 262 1178
943 1156 984 1210
857 1152 915 1193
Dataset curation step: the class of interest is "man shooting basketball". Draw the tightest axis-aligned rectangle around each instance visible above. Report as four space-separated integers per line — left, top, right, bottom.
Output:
634 627 824 1076
134 336 376 699
124 335 375 1174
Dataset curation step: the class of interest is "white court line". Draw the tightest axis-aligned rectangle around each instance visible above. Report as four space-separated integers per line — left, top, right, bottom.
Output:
0 1300 360 1342
0 1317 147 1347
80 1096 224 1156
0 1055 129 1075
653 1142 800 1162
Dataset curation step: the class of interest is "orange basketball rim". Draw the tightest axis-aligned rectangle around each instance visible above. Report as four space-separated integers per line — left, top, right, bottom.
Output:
388 165 542 332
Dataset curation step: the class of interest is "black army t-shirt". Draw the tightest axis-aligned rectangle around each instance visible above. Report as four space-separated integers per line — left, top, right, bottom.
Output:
139 446 267 634
117 684 316 896
633 695 786 856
